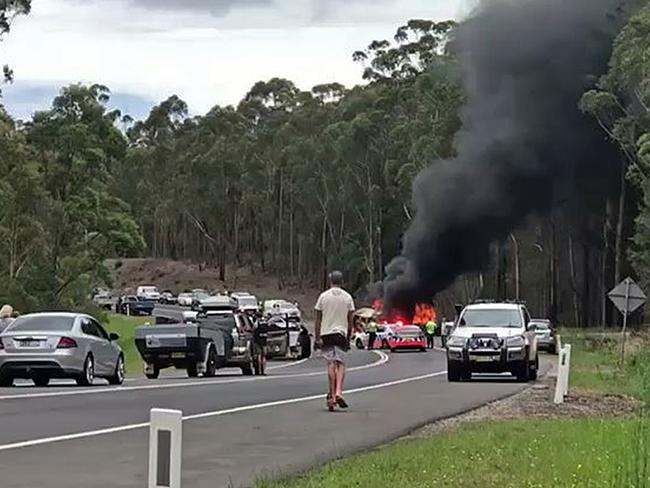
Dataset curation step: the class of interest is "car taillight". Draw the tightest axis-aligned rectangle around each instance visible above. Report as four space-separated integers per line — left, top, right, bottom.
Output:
57 337 77 349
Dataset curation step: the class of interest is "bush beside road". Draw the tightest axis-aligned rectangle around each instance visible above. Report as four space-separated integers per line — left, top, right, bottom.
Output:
258 330 650 488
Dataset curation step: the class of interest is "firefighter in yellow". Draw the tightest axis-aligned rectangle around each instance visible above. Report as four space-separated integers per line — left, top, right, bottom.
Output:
425 319 437 349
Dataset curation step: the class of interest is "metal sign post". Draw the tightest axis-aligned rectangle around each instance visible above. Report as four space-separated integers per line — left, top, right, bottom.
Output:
149 409 183 488
608 277 647 367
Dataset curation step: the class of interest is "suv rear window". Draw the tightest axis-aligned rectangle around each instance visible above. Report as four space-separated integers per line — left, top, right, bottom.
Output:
459 309 523 328
8 316 75 332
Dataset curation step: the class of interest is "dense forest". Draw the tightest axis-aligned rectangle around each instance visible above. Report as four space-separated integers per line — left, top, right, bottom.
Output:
2 1 650 326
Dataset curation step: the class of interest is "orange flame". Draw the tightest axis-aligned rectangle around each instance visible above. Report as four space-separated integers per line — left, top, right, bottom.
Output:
413 303 437 326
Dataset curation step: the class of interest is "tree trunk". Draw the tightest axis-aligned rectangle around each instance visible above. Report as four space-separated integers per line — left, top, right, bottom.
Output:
568 234 580 327
582 242 591 326
614 160 627 287
601 199 614 327
509 233 521 301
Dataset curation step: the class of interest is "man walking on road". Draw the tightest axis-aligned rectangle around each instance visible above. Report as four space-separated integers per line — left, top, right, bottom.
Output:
314 271 355 411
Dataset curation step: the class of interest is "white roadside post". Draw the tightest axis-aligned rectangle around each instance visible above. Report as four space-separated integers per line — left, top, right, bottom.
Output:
554 346 569 405
149 408 183 488
563 344 572 397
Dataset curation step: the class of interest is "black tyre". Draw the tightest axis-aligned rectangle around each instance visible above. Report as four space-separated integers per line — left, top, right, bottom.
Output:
204 347 217 378
0 374 13 387
145 364 160 380
76 355 95 386
515 359 529 383
241 362 254 376
549 344 557 355
420 348 427 352
187 362 199 378
390 348 396 353
529 354 539 381
33 375 50 387
299 333 312 359
461 367 472 382
108 355 125 385
447 362 461 382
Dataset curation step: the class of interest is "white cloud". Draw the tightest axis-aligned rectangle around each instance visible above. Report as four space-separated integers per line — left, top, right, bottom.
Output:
3 0 467 116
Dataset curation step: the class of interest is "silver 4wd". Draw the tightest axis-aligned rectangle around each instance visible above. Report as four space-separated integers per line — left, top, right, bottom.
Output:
446 302 539 382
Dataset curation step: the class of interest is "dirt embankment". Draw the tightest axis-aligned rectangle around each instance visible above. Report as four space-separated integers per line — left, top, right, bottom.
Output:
106 258 322 316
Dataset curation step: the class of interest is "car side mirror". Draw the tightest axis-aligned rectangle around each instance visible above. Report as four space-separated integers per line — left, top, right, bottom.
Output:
109 332 120 341
526 324 535 332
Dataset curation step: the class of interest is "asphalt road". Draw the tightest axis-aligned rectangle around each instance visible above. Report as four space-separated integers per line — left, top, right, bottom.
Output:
0 330 549 488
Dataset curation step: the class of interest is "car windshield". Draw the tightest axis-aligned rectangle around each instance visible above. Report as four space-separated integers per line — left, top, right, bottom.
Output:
238 297 257 307
397 327 421 337
194 293 210 300
8 316 75 332
531 322 550 330
459 309 523 328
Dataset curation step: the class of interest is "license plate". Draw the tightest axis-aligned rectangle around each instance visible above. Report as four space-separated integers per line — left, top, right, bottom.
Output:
20 340 41 348
473 356 497 363
171 352 186 359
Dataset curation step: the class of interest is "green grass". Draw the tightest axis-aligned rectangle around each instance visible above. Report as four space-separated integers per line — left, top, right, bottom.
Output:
103 314 150 377
561 329 649 397
257 417 650 488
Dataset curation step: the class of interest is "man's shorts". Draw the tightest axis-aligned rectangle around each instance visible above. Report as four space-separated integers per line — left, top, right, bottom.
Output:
322 345 346 364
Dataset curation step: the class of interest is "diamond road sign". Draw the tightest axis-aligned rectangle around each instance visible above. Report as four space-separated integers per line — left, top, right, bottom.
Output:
608 277 647 315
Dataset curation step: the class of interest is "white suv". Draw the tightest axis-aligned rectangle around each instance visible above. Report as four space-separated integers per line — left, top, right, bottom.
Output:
446 302 539 382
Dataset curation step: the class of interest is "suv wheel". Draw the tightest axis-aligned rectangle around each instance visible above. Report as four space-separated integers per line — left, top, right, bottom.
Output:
241 362 254 376
205 347 217 378
529 354 539 381
515 358 529 382
0 374 13 387
145 364 160 379
187 362 199 378
33 375 50 387
447 362 461 382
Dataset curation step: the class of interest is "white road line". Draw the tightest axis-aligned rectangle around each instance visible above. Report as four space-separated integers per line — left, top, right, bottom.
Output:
0 352 388 402
267 357 310 370
0 367 446 452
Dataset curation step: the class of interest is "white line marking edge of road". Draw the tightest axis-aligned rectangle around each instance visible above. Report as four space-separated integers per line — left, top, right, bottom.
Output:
0 367 446 452
0 351 389 402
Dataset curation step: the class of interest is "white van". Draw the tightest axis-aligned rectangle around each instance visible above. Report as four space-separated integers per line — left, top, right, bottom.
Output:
136 285 160 301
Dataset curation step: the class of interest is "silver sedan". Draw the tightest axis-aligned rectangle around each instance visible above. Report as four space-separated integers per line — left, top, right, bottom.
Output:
0 312 125 387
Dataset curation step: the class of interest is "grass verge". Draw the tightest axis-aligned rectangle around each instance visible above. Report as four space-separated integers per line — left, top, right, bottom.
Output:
103 314 149 377
257 417 648 488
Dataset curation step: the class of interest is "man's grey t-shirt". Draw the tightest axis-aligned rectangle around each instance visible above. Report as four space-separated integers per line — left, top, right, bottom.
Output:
314 287 355 337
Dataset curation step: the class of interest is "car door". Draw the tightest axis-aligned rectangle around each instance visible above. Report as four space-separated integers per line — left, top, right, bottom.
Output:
522 307 536 358
236 314 253 357
93 320 119 374
80 319 111 375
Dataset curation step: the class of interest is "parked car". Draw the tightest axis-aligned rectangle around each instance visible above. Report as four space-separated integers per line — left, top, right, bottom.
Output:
528 319 557 354
136 285 161 301
352 325 392 350
446 301 539 382
135 296 257 378
386 325 427 352
231 292 259 315
159 290 177 305
117 296 155 316
0 312 125 387
190 291 211 311
92 290 115 311
177 292 194 307
263 299 300 319
264 315 311 360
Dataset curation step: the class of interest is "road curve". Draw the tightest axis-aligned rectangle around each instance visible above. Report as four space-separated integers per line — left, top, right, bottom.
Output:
0 346 536 488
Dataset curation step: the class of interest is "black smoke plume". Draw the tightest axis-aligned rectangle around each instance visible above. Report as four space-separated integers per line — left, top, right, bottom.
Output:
383 0 628 312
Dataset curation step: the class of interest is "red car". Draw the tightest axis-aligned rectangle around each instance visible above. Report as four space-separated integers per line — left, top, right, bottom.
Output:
387 325 427 352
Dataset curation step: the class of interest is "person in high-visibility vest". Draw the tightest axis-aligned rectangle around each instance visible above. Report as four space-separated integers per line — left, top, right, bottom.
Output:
366 318 378 350
425 320 437 349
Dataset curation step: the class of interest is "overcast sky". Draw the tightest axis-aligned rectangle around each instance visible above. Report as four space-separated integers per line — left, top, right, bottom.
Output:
2 0 471 120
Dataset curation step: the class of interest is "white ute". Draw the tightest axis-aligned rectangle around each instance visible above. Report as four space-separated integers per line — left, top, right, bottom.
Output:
446 301 539 382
